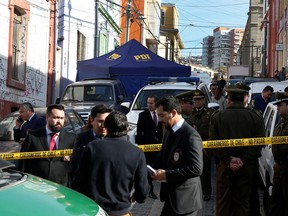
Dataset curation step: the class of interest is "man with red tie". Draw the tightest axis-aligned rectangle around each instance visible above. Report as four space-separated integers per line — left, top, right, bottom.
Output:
18 104 76 186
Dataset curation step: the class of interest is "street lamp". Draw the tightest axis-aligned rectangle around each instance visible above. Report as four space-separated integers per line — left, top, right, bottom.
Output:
251 39 256 76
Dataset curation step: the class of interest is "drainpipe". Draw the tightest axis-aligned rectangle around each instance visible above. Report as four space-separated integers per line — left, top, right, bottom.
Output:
94 0 99 57
52 0 57 103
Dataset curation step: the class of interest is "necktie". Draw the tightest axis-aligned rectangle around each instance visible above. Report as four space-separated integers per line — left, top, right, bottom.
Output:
153 111 157 126
49 133 57 150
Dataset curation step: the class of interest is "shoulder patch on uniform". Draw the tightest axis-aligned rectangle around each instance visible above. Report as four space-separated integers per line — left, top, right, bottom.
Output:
211 109 220 117
246 107 262 118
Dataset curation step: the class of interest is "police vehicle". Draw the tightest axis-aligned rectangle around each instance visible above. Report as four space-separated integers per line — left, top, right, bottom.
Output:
121 77 218 144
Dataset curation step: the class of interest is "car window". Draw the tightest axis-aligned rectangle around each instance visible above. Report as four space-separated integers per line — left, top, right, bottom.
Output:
0 116 17 141
116 82 127 98
263 106 272 126
265 109 275 137
198 84 211 103
64 110 85 134
132 89 190 110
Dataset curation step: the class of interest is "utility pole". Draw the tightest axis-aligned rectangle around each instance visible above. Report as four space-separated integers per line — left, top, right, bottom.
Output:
137 12 145 44
124 0 132 43
251 39 256 76
94 0 99 57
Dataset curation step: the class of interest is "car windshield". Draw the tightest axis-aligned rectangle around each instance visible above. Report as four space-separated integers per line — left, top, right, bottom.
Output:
0 160 23 188
62 85 114 102
132 89 190 110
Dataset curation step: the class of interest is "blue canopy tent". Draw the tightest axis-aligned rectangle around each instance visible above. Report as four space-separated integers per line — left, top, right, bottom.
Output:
77 39 191 97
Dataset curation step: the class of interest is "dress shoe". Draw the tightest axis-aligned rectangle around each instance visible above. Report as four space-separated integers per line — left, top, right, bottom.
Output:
149 191 157 199
203 195 211 201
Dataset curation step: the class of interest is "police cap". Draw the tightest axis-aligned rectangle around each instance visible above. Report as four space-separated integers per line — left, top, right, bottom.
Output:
274 92 288 104
225 85 248 94
235 82 251 93
175 90 194 102
193 89 205 99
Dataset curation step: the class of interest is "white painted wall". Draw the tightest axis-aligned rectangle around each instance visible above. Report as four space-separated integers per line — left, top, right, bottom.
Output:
0 0 50 107
57 0 121 96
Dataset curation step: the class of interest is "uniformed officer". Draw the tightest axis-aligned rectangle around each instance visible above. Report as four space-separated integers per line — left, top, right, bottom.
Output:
235 82 251 107
175 90 195 119
270 92 288 216
187 89 215 201
236 82 261 216
209 85 265 216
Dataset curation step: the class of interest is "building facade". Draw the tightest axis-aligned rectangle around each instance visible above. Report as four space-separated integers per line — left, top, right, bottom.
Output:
230 28 244 65
0 0 51 119
202 36 214 68
57 0 121 97
158 3 184 62
212 27 231 73
120 0 161 53
238 0 263 76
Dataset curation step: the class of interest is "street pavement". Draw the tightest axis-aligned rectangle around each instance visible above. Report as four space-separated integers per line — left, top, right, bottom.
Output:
0 144 265 216
132 162 265 216
131 178 216 216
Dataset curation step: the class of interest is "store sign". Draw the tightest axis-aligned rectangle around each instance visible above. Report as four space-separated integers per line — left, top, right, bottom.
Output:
276 43 283 51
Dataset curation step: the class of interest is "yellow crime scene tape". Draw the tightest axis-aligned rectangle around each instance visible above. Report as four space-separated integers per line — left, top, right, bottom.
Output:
138 136 288 152
0 149 73 161
1 136 288 160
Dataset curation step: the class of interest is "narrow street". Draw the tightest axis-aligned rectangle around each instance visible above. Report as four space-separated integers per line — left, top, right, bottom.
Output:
132 162 265 216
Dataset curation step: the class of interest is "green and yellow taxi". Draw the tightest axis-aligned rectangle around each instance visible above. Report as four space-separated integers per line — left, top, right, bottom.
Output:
0 159 107 216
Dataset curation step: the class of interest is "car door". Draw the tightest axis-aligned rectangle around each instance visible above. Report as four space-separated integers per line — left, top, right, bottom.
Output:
259 103 278 187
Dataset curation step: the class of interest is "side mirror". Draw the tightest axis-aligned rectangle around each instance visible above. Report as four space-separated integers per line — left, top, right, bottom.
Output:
121 102 131 109
117 95 124 103
55 98 60 104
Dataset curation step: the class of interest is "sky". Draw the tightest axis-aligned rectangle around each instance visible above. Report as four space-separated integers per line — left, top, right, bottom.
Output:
161 0 250 57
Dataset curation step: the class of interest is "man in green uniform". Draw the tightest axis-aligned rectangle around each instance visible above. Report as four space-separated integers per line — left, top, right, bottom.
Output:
187 89 215 201
270 92 288 216
209 85 265 216
236 82 261 216
175 90 195 119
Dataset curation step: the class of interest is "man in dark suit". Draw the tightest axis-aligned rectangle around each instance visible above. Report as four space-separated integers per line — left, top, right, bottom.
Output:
72 111 149 215
152 96 203 216
136 95 163 199
13 102 46 142
18 104 76 186
70 104 112 176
